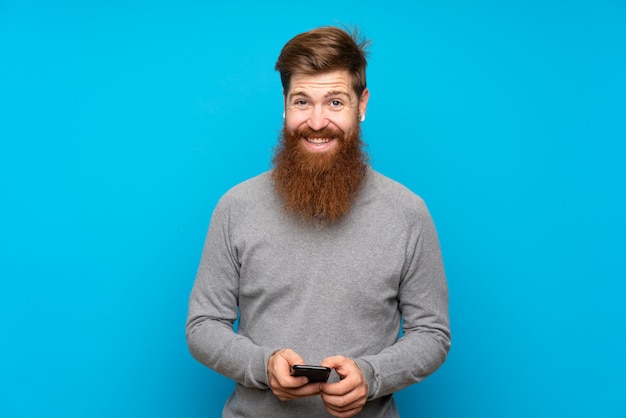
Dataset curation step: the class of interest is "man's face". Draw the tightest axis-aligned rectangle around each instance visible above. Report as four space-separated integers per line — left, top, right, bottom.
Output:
284 70 369 156
272 70 370 224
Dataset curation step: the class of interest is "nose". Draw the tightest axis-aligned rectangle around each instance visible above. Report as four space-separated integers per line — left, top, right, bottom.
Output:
307 106 330 131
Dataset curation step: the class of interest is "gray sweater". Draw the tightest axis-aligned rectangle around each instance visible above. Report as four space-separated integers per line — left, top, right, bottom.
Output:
186 168 451 417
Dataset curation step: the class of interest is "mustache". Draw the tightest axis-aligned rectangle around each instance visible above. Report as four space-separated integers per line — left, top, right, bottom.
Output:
292 126 345 141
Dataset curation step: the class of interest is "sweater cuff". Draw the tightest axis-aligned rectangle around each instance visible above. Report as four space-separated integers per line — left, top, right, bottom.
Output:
353 358 376 399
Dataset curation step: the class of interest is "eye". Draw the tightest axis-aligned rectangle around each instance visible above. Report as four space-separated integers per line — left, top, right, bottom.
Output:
329 99 344 109
293 99 308 107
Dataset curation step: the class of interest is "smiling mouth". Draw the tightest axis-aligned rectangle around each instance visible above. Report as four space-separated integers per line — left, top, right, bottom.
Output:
305 137 332 144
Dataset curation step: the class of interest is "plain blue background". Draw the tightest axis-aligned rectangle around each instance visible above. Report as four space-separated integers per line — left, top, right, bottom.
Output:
1 1 625 417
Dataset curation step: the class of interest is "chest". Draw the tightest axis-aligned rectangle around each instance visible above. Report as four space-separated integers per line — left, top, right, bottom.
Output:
233 217 412 311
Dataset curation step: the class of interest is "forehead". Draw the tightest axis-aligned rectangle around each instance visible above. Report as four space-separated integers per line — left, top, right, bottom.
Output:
287 70 355 97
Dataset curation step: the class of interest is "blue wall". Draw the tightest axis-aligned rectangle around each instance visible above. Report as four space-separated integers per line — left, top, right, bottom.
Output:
1 1 624 417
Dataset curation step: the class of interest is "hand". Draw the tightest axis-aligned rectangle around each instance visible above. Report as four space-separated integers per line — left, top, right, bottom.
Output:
319 356 368 417
267 349 322 401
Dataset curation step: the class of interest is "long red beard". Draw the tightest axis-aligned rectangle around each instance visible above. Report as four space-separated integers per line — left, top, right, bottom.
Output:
271 122 368 225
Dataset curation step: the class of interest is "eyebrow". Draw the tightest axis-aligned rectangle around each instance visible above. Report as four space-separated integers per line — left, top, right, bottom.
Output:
324 90 350 99
289 90 351 100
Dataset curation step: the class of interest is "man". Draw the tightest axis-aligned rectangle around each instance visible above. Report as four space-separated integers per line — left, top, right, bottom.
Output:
186 26 451 417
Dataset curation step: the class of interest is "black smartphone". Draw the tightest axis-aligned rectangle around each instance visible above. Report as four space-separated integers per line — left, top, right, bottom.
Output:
290 364 331 383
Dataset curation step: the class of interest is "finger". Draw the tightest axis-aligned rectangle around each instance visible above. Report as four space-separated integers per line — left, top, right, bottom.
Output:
320 355 346 370
319 361 367 412
269 349 304 377
321 389 363 411
319 365 361 397
320 380 366 413
270 370 308 396
274 382 322 401
326 408 362 418
269 349 310 400
278 374 309 388
320 355 357 379
320 376 354 395
279 348 306 365
289 382 323 397
323 401 364 418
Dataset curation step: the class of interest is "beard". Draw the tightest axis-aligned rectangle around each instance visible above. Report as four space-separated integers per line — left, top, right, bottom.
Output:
271 121 368 225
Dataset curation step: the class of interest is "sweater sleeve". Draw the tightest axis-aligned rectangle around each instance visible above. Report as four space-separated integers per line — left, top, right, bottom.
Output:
356 201 451 399
185 195 274 389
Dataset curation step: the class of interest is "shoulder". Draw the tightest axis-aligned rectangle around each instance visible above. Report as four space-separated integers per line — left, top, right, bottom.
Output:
355 168 437 235
211 171 277 220
364 169 427 212
223 171 274 202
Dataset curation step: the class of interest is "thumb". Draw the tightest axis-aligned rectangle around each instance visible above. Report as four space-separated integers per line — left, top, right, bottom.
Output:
276 348 306 366
321 356 354 378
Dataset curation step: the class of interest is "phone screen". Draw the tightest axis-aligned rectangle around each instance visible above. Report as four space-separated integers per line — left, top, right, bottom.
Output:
290 365 331 382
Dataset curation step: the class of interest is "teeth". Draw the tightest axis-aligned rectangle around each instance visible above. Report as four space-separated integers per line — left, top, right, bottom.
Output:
307 138 330 144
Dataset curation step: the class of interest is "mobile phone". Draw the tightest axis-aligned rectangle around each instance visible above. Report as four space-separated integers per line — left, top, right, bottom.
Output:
290 364 331 382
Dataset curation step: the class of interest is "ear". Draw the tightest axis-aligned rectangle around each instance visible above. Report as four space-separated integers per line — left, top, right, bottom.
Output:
358 88 370 116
